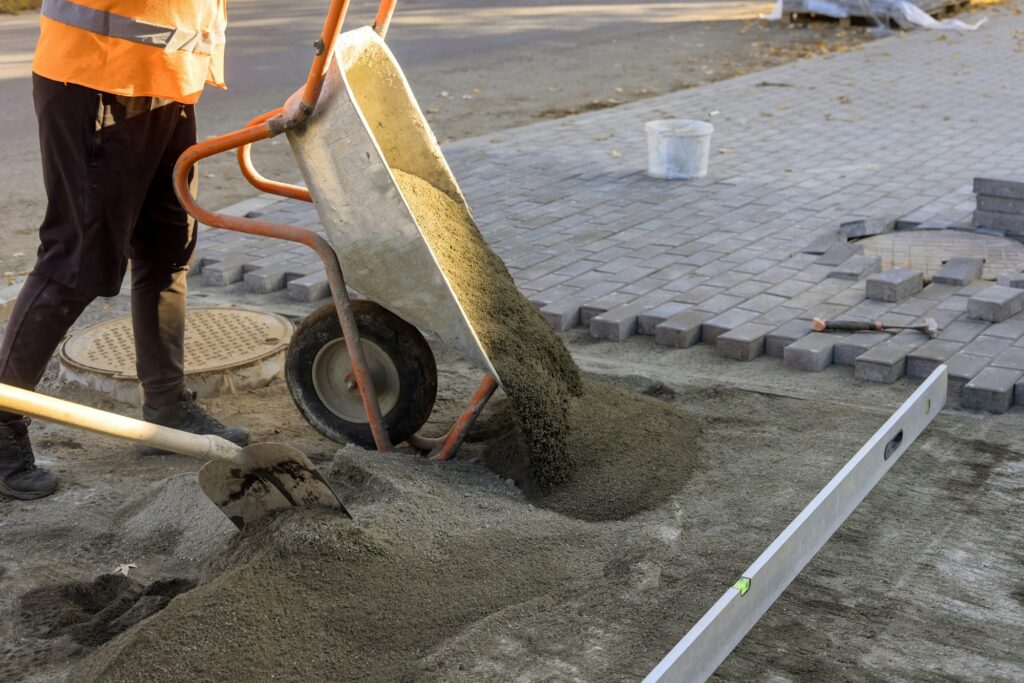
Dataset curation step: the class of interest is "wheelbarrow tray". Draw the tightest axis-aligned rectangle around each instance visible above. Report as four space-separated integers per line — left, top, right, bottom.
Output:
286 26 500 383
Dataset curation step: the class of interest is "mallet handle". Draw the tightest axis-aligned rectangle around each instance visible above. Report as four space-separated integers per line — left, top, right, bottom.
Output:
0 383 242 465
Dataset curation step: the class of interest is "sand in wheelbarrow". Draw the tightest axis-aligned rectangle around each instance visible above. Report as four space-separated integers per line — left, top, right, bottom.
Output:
391 169 584 487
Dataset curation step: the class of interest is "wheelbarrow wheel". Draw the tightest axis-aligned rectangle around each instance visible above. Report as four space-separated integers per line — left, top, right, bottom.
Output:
285 301 437 449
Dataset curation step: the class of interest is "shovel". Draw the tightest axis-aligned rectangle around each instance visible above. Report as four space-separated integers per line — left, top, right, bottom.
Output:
0 383 349 529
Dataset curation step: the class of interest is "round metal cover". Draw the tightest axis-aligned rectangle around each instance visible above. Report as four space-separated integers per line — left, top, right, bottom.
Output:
60 307 293 378
858 230 1024 281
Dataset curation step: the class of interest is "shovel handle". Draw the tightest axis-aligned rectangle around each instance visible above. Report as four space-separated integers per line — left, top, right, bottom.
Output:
0 383 242 465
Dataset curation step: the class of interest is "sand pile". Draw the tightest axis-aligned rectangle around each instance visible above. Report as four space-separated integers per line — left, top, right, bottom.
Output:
392 169 584 487
71 447 610 682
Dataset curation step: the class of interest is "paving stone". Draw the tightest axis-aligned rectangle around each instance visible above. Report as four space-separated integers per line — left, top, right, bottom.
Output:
833 331 890 366
917 283 964 301
580 292 635 326
906 339 964 379
946 352 993 402
637 301 691 336
961 334 1013 358
937 319 988 343
244 262 322 294
200 256 250 286
765 318 813 358
783 333 836 372
996 272 1024 289
931 257 984 286
828 255 882 281
540 299 583 331
591 300 653 341
737 293 789 314
990 347 1024 371
865 268 924 302
975 177 1024 200
700 308 759 345
815 242 863 267
801 232 842 255
854 332 928 383
962 367 1022 414
982 318 1024 340
754 305 802 327
976 194 1024 214
838 217 894 238
287 271 331 302
1014 378 1024 407
966 285 1024 322
654 310 712 348
973 210 1024 234
717 323 776 361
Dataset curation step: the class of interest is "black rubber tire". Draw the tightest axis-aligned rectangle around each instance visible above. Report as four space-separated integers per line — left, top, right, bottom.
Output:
285 301 437 449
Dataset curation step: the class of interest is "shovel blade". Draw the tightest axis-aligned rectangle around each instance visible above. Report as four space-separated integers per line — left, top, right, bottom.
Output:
196 442 350 530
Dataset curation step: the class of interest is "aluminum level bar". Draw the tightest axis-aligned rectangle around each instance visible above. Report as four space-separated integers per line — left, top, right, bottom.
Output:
646 364 948 682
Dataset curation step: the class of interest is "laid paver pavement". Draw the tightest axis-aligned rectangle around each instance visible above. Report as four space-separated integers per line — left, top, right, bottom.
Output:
192 6 1024 412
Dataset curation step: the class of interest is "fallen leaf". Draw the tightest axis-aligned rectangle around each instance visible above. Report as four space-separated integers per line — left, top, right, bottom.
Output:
113 563 137 576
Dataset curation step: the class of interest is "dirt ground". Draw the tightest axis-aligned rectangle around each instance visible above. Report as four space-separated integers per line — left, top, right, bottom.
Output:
0 10 873 280
1 292 1022 681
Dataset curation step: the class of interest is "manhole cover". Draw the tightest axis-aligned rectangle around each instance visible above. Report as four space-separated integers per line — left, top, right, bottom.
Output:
858 230 1024 280
58 307 293 405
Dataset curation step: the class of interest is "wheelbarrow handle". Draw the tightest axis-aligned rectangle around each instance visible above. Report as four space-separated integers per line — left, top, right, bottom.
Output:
0 383 243 465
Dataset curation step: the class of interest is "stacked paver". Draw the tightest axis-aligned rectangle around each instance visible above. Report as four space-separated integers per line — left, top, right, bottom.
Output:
973 178 1024 237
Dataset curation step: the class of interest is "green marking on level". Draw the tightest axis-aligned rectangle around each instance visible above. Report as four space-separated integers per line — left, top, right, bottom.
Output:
925 398 931 414
734 577 751 596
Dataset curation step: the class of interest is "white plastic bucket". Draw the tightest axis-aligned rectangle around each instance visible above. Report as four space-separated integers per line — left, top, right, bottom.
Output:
645 119 714 180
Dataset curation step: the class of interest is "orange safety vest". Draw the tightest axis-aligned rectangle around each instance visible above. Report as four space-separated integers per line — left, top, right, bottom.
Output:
33 0 227 104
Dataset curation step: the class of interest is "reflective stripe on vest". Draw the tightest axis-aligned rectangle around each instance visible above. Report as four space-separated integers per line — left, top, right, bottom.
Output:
40 0 225 56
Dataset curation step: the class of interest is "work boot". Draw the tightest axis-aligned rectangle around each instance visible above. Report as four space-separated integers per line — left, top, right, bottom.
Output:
138 392 250 455
0 418 59 500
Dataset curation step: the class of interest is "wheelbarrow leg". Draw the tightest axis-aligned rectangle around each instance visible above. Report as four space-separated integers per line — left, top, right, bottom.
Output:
318 244 393 453
407 374 497 460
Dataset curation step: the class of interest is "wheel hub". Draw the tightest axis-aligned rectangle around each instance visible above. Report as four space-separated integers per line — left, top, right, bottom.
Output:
311 338 401 423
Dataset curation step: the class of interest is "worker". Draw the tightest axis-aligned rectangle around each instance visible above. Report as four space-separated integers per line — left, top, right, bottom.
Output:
0 0 248 501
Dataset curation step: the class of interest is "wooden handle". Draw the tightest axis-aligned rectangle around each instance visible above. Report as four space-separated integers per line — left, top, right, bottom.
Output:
0 383 242 465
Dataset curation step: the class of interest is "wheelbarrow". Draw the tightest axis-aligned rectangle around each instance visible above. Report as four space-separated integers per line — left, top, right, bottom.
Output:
173 0 499 460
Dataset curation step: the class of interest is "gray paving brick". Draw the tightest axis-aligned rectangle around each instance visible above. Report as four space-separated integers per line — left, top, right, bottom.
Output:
966 285 1024 323
580 292 635 326
854 332 928 383
906 340 963 379
828 255 882 281
287 271 331 302
738 293 789 314
983 318 1024 340
244 262 322 294
591 299 658 341
932 257 984 286
961 334 1013 358
962 367 1022 414
833 331 890 366
946 352 993 402
973 210 1024 233
815 242 862 267
201 256 250 286
975 177 1024 200
754 305 803 327
783 333 836 372
717 322 776 361
637 302 691 336
865 268 924 302
937 320 989 343
540 299 583 332
766 318 813 358
801 232 841 255
838 217 894 238
990 347 1024 371
700 308 760 345
976 195 1024 214
996 272 1024 289
654 310 712 348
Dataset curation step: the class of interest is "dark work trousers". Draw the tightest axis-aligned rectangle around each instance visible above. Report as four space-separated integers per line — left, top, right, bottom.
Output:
0 75 199 421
